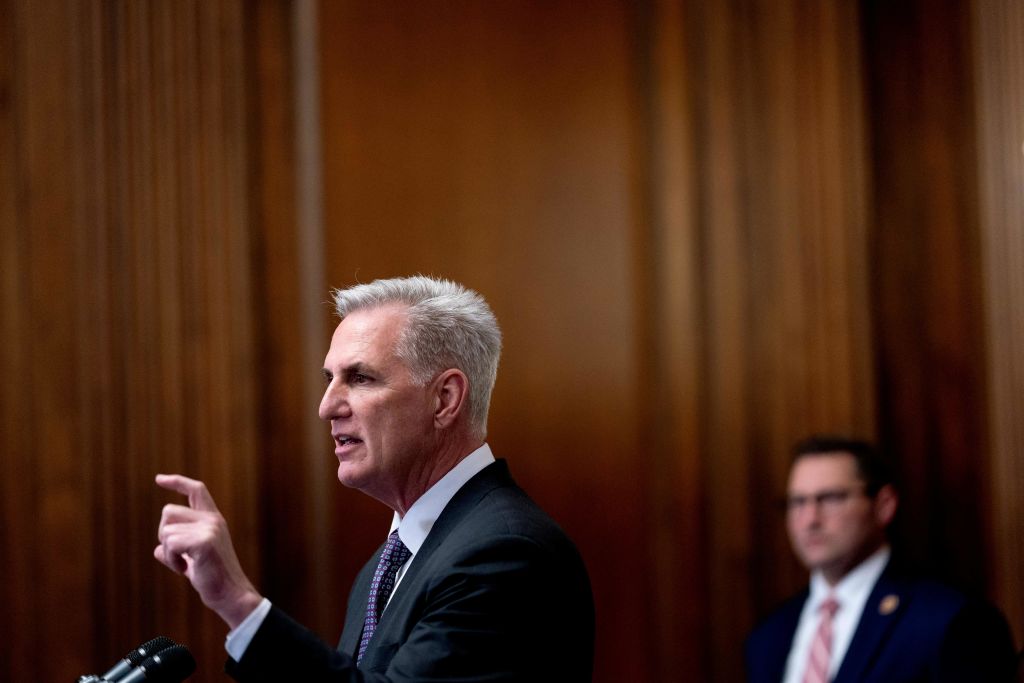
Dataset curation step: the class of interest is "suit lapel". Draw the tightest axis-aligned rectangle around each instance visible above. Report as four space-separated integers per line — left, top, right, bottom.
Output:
387 460 512 594
339 460 514 660
774 593 808 679
834 569 908 683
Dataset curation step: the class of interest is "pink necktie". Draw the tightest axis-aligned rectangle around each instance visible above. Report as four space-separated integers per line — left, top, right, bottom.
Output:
802 595 840 683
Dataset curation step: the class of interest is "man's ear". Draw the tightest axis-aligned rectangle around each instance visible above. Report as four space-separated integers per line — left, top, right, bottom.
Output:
874 484 899 527
433 369 469 429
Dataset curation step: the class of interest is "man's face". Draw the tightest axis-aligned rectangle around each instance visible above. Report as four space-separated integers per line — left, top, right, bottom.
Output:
318 305 436 508
785 453 895 584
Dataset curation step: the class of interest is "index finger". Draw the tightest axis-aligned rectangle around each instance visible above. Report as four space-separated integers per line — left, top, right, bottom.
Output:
155 473 221 513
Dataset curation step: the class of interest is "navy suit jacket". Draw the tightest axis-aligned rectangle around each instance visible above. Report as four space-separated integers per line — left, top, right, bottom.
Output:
225 460 595 682
745 561 1016 682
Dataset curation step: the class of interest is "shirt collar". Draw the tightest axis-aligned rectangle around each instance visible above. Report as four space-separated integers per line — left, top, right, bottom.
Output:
809 544 891 607
389 443 496 554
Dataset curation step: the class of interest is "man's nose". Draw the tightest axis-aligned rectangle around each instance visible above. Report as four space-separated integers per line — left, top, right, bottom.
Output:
319 382 350 420
793 501 823 528
803 503 824 526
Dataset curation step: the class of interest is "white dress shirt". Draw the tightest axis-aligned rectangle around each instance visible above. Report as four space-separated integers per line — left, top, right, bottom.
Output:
781 546 891 683
225 444 496 661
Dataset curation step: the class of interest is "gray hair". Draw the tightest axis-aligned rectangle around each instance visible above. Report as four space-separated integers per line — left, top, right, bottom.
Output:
331 275 502 434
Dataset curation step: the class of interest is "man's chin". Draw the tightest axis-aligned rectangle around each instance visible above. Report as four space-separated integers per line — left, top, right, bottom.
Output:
336 463 367 489
799 548 834 571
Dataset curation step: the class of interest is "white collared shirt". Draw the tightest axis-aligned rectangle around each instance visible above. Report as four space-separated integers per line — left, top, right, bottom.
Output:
225 443 496 661
386 443 495 597
781 546 891 683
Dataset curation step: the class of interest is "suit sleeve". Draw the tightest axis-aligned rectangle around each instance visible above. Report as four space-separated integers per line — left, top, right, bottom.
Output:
935 599 1017 682
224 605 365 683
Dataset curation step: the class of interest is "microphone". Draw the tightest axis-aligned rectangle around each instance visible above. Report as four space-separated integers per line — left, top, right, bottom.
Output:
118 644 196 683
100 636 178 682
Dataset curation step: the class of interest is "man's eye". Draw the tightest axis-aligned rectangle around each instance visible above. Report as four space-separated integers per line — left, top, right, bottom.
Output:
819 492 847 505
352 373 371 384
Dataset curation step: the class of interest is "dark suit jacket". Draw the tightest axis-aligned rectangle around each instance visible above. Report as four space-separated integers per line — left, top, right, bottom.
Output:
225 460 595 682
745 561 1016 682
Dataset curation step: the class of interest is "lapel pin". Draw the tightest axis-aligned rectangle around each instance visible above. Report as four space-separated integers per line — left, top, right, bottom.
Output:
879 594 899 615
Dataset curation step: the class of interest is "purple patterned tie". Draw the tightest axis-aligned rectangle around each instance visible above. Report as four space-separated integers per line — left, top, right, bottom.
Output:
357 530 412 663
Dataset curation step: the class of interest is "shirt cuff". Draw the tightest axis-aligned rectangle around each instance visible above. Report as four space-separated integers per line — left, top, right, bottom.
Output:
224 597 272 661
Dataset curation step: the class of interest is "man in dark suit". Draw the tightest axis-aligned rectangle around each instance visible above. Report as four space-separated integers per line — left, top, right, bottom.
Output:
154 275 595 681
745 436 1016 683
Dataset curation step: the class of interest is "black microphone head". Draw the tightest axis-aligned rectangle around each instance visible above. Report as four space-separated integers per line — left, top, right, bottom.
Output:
127 636 178 665
135 644 196 682
102 636 179 681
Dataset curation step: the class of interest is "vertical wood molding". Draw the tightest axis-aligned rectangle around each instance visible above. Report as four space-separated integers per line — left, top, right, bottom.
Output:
0 1 33 678
693 3 756 678
640 0 707 677
974 0 1024 644
247 0 338 637
292 0 334 633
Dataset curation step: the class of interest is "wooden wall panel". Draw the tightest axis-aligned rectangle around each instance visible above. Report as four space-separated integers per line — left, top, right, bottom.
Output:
647 2 874 679
974 0 1024 645
4 1 1017 682
316 2 653 680
862 0 994 596
0 2 263 681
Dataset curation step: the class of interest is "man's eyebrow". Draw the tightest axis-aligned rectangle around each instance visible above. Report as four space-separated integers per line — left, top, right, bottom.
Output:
345 361 370 373
323 361 379 379
340 361 379 377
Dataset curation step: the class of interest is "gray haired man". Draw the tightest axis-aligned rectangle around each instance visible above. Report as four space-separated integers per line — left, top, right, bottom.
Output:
155 275 595 682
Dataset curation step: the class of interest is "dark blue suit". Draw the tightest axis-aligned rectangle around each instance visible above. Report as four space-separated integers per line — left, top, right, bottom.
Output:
225 460 595 682
745 561 1016 682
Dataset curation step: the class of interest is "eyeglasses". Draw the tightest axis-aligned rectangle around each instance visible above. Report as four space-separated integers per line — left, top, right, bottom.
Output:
785 486 867 514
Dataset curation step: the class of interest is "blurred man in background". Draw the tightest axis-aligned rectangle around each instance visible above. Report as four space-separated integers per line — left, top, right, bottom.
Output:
746 436 1016 682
